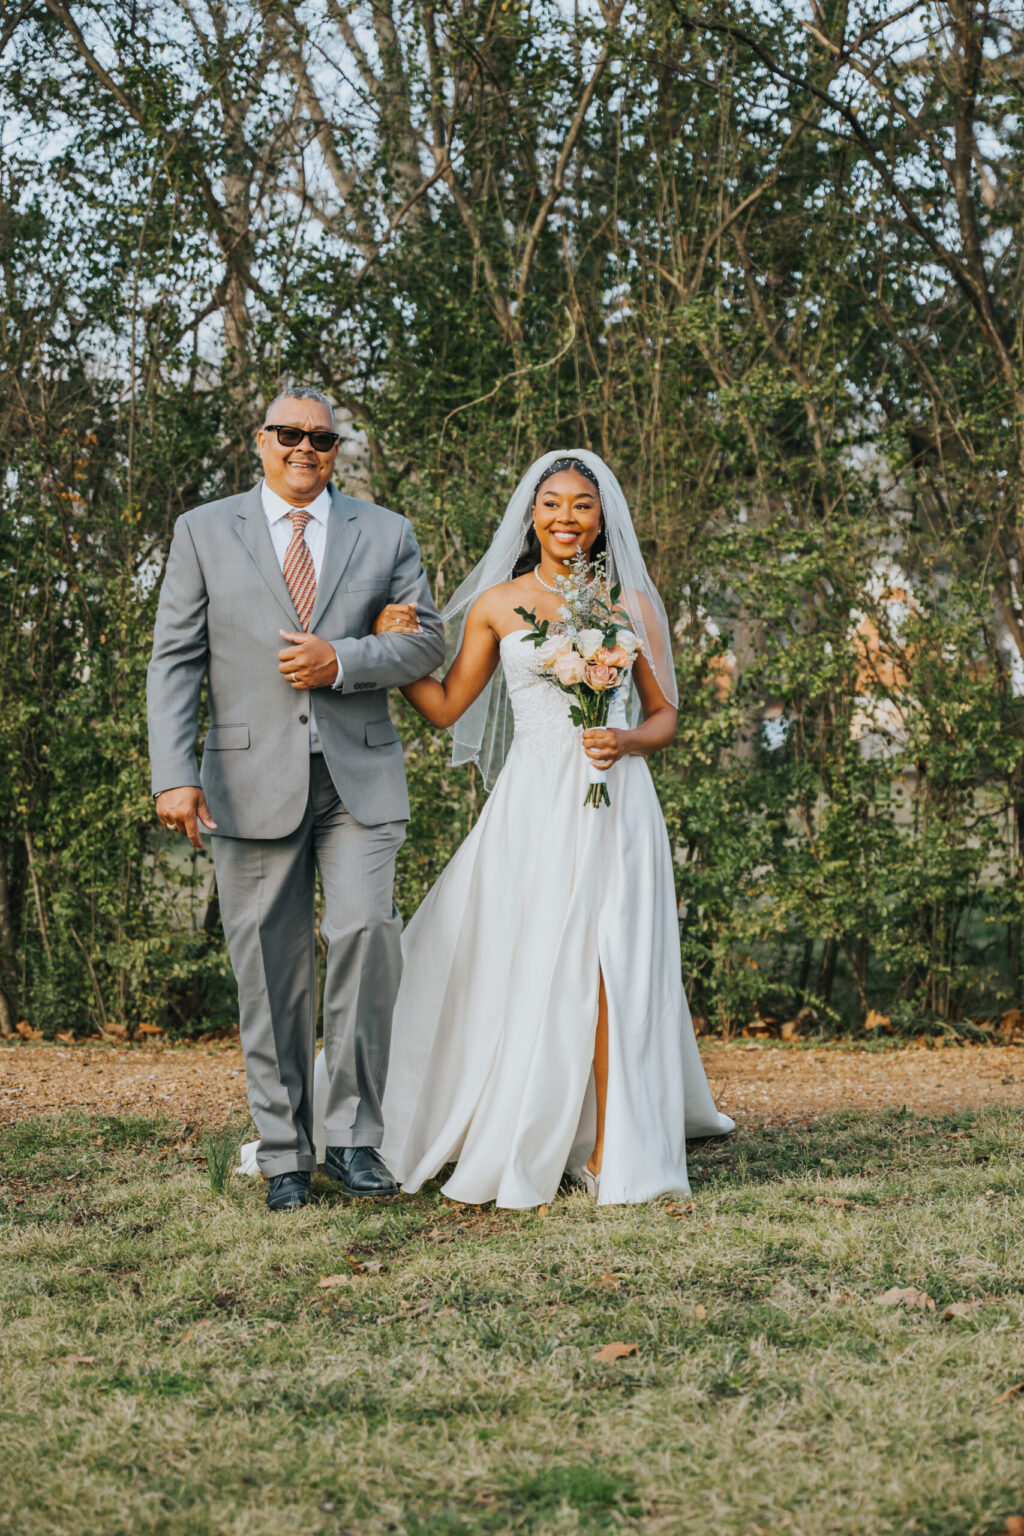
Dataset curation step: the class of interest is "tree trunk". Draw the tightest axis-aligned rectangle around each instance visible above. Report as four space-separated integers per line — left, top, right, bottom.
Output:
817 936 838 1007
0 841 16 1036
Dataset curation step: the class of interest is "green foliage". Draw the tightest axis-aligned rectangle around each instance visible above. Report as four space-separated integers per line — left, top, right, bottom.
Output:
0 0 1021 1036
199 1110 253 1196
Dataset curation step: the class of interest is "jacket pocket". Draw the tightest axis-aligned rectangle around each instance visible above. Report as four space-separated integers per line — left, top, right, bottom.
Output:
365 719 399 748
205 725 251 751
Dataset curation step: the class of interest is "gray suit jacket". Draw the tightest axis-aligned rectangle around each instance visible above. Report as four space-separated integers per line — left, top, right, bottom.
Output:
146 482 446 837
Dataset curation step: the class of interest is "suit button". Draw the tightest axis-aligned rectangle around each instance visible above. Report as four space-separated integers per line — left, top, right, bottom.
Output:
299 714 309 724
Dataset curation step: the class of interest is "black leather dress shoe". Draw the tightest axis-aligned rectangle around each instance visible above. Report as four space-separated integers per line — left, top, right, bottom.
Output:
323 1146 399 1197
266 1171 312 1211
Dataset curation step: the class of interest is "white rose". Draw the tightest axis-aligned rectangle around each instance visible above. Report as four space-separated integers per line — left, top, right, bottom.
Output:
616 628 642 657
536 633 573 669
578 628 605 661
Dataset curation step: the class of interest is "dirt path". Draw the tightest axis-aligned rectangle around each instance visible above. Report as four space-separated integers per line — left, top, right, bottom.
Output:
2 1039 1023 1130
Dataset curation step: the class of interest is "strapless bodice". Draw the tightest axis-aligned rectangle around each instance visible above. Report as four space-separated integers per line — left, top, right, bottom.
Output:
499 630 628 759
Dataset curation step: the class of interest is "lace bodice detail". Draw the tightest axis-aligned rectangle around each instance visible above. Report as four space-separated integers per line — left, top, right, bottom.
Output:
499 630 628 759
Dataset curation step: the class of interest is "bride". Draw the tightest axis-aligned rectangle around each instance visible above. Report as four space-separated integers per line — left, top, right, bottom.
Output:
242 450 734 1205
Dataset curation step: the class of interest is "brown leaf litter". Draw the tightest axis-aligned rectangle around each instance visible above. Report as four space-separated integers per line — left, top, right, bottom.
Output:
2 1037 1024 1130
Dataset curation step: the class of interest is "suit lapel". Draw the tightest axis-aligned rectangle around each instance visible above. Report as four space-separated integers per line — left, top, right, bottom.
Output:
233 484 301 628
309 485 361 630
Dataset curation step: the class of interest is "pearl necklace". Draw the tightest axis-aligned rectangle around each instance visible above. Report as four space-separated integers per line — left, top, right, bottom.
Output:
534 565 564 593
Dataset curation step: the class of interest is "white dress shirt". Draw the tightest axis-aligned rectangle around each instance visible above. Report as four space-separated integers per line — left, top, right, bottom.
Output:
261 480 343 753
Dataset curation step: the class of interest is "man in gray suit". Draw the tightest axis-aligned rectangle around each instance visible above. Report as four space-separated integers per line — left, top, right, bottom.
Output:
147 387 446 1211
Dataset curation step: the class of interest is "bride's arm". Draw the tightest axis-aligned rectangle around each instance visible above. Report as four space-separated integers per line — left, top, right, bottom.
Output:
582 654 677 770
372 596 501 728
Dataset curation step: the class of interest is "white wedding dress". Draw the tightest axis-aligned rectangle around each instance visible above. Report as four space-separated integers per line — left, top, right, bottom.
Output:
240 630 734 1205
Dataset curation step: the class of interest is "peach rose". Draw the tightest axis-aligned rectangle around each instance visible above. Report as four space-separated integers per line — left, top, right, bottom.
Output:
536 633 572 669
552 650 587 686
594 644 631 670
577 628 604 660
584 662 619 691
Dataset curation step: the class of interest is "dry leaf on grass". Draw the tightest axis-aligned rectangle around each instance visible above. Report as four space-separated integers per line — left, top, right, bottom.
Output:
664 1201 695 1217
55 1354 96 1366
993 1383 1024 1406
317 1275 354 1289
994 1518 1024 1536
873 1285 936 1311
942 1301 980 1320
593 1341 638 1363
596 1273 621 1290
347 1256 384 1275
694 1303 707 1320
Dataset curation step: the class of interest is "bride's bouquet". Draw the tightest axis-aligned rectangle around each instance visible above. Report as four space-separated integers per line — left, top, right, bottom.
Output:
515 551 642 808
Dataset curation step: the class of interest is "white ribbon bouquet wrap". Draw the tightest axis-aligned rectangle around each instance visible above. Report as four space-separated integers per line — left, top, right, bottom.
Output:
437 450 679 792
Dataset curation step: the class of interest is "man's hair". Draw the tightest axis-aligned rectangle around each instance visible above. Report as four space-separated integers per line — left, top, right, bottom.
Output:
263 385 336 424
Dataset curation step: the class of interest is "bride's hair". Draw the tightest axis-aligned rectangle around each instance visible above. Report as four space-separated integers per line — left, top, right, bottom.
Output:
511 456 607 578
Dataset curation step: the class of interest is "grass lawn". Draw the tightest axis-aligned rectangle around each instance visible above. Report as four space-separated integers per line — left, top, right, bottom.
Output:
1 1106 1022 1536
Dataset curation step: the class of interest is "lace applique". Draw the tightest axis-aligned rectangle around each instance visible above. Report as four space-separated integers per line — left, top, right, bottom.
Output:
499 630 629 764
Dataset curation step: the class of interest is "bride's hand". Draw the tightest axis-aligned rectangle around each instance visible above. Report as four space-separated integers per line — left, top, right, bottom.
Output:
373 602 422 636
582 727 627 770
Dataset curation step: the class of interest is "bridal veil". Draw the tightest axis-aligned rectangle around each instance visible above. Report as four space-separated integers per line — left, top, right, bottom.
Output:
439 449 678 788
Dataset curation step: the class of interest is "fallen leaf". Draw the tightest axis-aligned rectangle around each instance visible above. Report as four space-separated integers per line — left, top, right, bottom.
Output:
694 1303 707 1320
742 1017 773 1038
593 1341 638 1363
997 1008 1024 1042
56 1354 96 1366
537 1204 549 1216
181 1321 215 1341
873 1285 936 1311
993 1383 1024 1406
596 1272 621 1290
943 1301 979 1320
665 1201 695 1218
317 1275 353 1289
346 1255 384 1275
996 1518 1024 1536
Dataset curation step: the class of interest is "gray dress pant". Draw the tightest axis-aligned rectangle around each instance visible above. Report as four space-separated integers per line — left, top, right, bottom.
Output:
212 755 405 1176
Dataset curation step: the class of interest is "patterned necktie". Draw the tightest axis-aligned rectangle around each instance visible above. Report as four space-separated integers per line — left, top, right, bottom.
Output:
283 509 316 630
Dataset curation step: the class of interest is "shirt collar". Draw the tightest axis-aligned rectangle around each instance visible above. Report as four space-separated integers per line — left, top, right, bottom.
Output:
260 480 332 526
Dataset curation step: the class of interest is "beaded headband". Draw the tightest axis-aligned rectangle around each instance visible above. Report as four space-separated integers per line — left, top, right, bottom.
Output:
531 456 602 505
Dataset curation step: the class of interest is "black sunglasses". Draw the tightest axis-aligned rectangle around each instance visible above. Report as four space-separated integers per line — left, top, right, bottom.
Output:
262 424 340 452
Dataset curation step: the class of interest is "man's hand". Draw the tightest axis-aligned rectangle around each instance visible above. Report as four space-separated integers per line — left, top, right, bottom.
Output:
278 631 340 689
156 787 217 849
